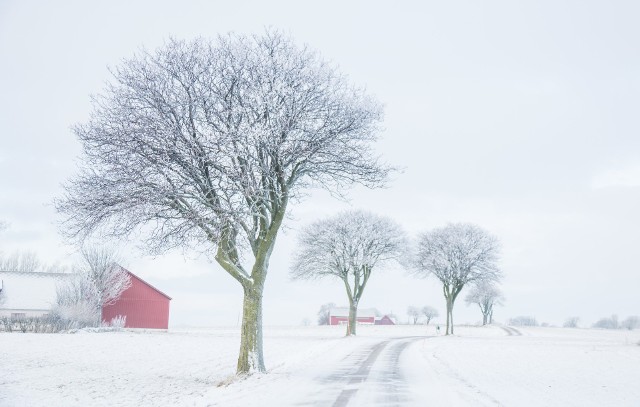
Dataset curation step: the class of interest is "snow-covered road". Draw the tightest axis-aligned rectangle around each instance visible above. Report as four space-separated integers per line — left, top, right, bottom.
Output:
300 336 427 406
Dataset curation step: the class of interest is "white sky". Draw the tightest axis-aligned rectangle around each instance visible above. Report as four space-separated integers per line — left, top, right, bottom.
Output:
1 0 639 327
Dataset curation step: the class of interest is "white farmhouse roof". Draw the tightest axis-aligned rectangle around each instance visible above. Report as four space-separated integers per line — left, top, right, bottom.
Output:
329 307 377 318
0 271 73 311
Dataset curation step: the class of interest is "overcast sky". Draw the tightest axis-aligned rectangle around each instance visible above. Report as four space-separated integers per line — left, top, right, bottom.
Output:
1 0 639 327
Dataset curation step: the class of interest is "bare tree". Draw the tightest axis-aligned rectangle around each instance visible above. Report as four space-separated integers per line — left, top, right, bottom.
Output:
54 272 101 327
421 306 438 325
76 247 131 309
563 317 580 328
317 302 336 325
407 306 421 324
593 315 619 329
621 316 640 330
55 32 388 374
291 211 405 336
54 247 131 326
0 251 41 272
414 223 501 335
465 281 504 325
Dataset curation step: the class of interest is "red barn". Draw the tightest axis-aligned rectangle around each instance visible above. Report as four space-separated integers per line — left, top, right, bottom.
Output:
329 307 376 325
101 269 171 330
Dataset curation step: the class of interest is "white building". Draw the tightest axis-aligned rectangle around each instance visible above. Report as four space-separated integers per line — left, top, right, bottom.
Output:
0 271 71 319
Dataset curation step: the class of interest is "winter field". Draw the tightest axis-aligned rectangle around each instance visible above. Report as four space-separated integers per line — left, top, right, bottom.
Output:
1 325 639 407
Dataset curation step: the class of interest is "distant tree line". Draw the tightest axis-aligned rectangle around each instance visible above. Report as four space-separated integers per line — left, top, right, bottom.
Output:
592 315 639 330
509 315 640 330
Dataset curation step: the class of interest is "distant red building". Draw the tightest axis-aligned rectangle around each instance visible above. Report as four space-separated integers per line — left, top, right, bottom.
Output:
329 307 376 325
101 270 171 330
375 315 395 325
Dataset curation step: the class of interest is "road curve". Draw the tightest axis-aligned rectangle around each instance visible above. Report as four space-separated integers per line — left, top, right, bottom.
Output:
299 336 428 407
500 326 522 336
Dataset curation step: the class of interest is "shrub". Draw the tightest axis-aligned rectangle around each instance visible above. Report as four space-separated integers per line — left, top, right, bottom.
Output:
508 316 538 326
563 317 580 328
621 316 639 330
104 315 126 330
593 315 619 329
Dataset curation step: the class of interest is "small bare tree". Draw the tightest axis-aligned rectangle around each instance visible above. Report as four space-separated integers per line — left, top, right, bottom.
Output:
54 274 101 327
317 302 336 325
414 223 501 335
76 247 131 309
54 247 131 326
421 306 439 325
291 211 405 336
593 315 619 329
0 251 41 272
621 316 640 330
563 317 580 328
407 306 421 324
56 31 389 374
465 281 504 325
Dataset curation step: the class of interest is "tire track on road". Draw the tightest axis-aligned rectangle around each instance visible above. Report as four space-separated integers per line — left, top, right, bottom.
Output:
331 340 390 407
501 326 522 336
330 336 427 407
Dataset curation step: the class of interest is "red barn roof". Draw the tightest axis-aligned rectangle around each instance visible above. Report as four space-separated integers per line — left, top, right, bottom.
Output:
126 270 172 300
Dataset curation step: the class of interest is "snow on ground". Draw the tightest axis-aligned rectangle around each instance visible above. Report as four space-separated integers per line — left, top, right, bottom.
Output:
1 325 639 406
404 326 640 406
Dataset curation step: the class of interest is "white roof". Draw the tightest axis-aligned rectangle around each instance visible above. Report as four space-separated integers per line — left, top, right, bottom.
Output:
0 271 73 311
329 307 377 318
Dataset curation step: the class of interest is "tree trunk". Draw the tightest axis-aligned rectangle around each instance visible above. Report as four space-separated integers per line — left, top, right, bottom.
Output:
347 301 357 336
445 296 453 335
482 313 488 325
237 284 265 374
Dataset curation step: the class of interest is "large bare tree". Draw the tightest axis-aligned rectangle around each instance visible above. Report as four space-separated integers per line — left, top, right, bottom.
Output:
414 223 501 335
465 280 504 325
56 32 389 374
291 211 405 336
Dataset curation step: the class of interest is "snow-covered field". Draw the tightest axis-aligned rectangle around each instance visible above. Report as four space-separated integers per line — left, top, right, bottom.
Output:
1 325 639 406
